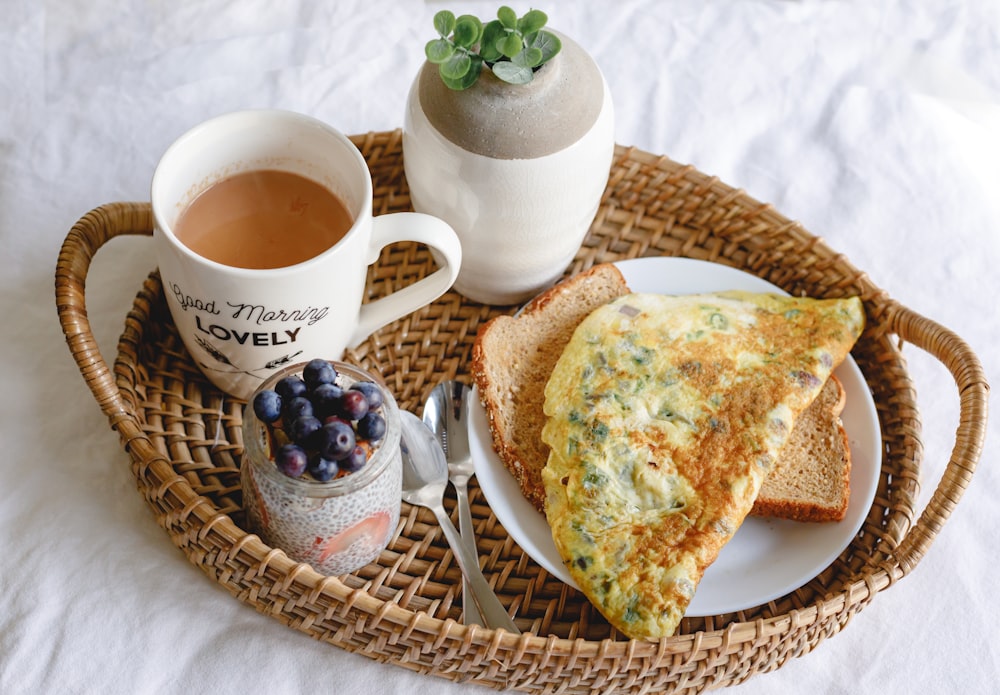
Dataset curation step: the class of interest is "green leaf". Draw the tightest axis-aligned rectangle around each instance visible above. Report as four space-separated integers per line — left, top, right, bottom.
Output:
517 9 547 35
453 15 482 48
440 51 472 80
479 20 505 62
528 30 562 63
491 60 533 85
497 5 517 29
497 31 523 58
440 54 483 90
433 10 456 38
512 46 543 68
425 38 454 64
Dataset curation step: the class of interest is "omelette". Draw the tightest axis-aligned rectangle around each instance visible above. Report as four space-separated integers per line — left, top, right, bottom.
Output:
540 291 865 640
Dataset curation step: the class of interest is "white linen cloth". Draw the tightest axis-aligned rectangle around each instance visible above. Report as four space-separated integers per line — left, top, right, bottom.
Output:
2 1 997 693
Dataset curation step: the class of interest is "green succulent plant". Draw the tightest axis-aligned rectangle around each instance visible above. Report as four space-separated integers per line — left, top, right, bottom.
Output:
424 6 562 90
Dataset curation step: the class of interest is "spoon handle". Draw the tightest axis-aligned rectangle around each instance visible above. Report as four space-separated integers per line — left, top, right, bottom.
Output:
453 479 485 627
430 503 520 634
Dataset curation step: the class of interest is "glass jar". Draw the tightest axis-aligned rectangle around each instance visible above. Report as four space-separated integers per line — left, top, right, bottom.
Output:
241 361 402 575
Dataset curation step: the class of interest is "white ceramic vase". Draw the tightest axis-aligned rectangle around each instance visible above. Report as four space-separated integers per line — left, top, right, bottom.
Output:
403 32 615 305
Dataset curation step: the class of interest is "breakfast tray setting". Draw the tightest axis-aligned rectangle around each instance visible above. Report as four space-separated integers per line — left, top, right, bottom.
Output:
55 130 987 694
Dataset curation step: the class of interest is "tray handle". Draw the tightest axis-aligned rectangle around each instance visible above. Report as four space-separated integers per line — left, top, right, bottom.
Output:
55 202 153 427
882 299 989 576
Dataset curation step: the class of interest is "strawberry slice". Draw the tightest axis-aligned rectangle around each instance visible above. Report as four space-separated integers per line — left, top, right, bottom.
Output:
246 472 270 528
314 511 392 563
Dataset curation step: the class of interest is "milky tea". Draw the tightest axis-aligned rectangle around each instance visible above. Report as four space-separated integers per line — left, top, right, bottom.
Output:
174 169 353 269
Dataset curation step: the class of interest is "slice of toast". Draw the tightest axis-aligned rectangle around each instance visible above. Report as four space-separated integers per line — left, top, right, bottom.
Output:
471 264 629 513
751 374 851 521
471 262 852 522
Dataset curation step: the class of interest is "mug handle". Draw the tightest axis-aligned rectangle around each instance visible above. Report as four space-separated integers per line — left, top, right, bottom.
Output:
349 212 462 346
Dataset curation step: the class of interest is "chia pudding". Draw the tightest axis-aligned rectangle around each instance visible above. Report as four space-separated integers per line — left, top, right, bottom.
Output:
241 361 402 576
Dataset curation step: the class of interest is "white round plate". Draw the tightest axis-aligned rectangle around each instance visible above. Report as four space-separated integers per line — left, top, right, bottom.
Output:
469 257 881 616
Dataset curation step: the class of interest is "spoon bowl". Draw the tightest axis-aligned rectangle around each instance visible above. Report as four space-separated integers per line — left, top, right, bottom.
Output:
423 380 474 473
401 411 450 506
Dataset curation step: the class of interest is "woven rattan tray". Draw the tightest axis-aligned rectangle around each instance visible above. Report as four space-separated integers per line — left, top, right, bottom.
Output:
56 130 987 693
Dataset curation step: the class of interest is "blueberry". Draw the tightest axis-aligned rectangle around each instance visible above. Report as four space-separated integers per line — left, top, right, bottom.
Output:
252 389 282 423
311 382 344 419
336 389 369 421
308 454 339 482
288 415 322 445
303 359 337 390
339 444 368 473
357 411 386 442
275 444 308 478
275 375 307 402
316 420 356 460
350 381 384 410
282 396 314 427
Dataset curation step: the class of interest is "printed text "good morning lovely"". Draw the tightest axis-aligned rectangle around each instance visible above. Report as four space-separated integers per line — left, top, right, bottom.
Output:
171 282 328 346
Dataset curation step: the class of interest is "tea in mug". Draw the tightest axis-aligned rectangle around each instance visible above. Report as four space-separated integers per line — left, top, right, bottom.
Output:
174 169 353 269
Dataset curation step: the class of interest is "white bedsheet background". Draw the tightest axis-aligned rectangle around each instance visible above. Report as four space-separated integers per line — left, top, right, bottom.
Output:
2 1 997 693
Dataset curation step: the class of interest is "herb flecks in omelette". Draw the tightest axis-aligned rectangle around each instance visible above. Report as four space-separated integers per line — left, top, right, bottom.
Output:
541 291 864 640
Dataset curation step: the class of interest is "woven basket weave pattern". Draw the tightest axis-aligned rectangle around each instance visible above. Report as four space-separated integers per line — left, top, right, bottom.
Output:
54 130 987 694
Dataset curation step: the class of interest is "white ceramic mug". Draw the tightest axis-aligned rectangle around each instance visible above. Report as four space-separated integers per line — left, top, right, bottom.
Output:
152 110 462 399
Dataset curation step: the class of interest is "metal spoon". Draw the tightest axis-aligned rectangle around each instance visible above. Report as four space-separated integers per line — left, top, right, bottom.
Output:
422 380 483 627
399 411 520 634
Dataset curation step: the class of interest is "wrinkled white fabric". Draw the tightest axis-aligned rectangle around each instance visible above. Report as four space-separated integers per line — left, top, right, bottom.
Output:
2 1 997 693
